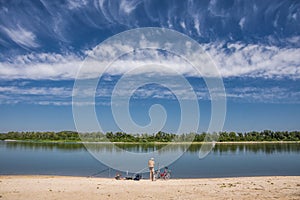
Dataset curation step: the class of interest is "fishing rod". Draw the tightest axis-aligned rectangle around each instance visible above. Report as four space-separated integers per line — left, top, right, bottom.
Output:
89 167 110 177
136 166 149 174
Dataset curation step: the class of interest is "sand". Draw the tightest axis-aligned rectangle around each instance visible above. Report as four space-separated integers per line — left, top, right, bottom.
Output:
0 176 300 200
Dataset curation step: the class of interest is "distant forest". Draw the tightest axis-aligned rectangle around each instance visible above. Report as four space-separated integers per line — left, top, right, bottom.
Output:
1 130 300 142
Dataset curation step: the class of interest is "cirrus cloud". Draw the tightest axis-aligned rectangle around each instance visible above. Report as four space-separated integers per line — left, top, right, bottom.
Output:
0 25 39 49
0 41 299 80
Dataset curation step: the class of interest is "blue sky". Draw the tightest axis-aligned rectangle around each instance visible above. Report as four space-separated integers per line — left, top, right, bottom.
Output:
0 0 300 133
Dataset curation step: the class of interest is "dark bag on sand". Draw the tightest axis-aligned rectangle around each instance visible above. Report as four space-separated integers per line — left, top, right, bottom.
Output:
133 174 142 181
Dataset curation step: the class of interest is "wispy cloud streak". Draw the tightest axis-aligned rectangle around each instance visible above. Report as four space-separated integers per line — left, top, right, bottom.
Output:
0 42 299 80
0 25 39 48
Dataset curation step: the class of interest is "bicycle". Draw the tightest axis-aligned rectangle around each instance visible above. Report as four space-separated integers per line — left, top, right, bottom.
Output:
154 167 171 180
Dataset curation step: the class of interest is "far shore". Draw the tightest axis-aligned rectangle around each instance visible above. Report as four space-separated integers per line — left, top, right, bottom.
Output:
2 139 300 145
1 175 299 200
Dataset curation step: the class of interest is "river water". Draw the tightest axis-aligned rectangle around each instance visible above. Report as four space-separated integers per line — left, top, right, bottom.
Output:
0 141 299 178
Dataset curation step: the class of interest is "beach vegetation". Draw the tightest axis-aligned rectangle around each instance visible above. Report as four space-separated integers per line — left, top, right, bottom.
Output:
0 130 299 143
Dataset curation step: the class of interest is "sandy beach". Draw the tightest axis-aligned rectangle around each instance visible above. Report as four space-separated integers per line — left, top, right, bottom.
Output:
0 176 299 200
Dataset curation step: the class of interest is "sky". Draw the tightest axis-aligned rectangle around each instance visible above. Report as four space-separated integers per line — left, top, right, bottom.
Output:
0 0 300 133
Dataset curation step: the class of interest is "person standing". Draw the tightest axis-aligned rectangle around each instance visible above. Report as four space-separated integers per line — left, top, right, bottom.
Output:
148 157 155 181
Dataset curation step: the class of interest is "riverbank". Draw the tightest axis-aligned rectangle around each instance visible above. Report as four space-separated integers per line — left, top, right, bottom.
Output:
0 176 299 200
2 139 300 144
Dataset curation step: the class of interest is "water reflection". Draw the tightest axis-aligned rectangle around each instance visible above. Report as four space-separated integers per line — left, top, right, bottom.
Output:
1 141 300 177
2 141 300 154
3 141 84 152
212 143 300 154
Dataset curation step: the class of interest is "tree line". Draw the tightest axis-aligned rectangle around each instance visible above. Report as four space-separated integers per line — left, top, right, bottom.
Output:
0 130 300 142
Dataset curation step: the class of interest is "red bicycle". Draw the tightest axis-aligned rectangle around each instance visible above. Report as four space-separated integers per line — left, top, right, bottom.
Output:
154 167 171 180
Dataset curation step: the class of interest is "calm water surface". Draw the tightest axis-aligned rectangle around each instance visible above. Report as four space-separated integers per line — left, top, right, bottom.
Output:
0 141 299 178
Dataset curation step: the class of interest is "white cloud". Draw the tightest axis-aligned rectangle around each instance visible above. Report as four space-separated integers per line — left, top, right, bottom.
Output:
67 0 88 9
204 43 300 79
0 53 82 80
0 85 73 105
0 78 298 106
193 17 201 35
239 17 246 29
286 36 300 44
1 41 300 80
0 86 71 96
94 0 142 27
180 21 186 29
0 25 39 48
96 78 300 103
292 13 297 20
225 86 300 103
96 0 114 23
119 0 141 14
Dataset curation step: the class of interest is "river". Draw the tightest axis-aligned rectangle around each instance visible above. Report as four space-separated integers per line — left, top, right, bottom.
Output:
0 141 299 178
